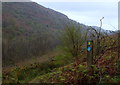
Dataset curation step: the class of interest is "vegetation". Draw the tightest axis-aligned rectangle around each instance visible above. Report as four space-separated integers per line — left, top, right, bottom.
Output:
2 2 120 84
60 25 87 58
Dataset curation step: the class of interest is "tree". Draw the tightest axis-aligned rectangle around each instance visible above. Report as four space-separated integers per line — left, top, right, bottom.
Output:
60 25 88 59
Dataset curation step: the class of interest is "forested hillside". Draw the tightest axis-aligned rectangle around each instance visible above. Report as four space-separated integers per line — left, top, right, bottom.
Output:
2 2 86 66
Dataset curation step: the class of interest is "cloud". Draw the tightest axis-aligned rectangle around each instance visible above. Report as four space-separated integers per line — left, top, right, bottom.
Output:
36 2 118 31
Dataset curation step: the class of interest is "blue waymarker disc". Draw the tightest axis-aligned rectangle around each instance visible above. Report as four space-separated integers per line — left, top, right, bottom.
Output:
87 47 91 51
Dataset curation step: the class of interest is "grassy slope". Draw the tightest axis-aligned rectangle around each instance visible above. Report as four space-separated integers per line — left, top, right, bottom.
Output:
3 50 58 72
29 34 120 83
30 47 119 83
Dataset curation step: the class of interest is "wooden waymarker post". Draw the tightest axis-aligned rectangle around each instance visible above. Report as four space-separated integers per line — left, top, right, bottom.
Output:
87 40 93 69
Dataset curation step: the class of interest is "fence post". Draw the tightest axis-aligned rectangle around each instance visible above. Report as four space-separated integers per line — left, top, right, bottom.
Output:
87 40 93 69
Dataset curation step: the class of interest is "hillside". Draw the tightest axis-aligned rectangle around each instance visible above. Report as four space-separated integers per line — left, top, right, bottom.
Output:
2 2 83 36
2 2 89 67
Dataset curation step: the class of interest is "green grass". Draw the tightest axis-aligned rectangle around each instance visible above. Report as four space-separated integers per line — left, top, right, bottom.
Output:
53 53 73 66
3 61 59 83
2 49 74 83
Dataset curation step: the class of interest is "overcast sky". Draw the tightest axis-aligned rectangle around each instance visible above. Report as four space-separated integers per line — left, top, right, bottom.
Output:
31 1 118 31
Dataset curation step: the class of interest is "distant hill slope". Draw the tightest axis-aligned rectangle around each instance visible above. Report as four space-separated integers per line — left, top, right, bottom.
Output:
92 26 116 35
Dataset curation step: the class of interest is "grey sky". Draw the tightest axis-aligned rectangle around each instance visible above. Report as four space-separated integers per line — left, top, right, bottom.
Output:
37 2 118 31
